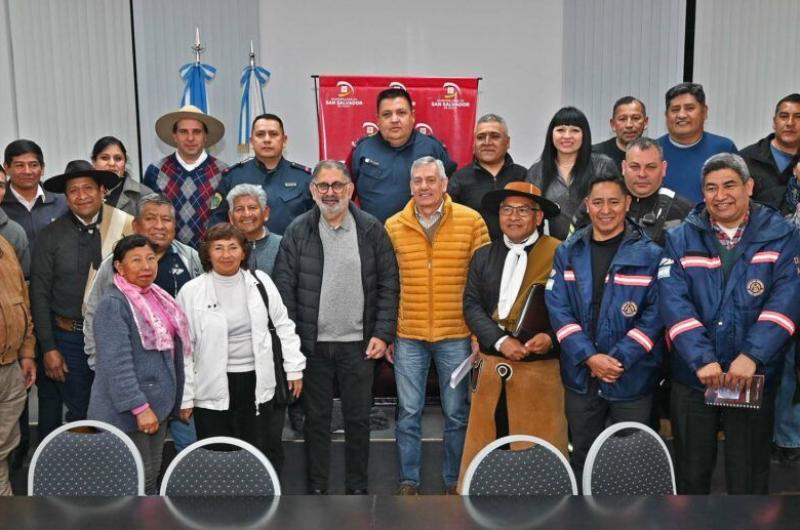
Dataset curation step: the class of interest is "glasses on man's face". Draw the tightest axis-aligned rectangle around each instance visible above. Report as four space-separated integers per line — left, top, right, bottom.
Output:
499 205 540 218
313 181 348 193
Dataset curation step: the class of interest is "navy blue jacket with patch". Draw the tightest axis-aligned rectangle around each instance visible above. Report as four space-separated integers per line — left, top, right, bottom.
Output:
546 221 664 400
208 157 313 235
659 202 800 391
350 130 456 223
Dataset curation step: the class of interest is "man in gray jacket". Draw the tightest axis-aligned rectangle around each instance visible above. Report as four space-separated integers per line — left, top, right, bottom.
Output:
84 193 201 451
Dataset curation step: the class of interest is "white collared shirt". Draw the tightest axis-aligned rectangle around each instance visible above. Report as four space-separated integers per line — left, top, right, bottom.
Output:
74 211 100 228
10 184 45 212
414 200 445 230
175 150 208 171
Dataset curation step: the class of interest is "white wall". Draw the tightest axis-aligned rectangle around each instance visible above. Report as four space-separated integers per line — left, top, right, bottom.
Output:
0 0 17 145
132 0 260 172
694 0 800 148
563 0 686 145
2 0 138 179
259 0 565 169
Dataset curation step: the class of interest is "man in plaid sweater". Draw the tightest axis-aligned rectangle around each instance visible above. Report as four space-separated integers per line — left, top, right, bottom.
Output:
144 105 227 248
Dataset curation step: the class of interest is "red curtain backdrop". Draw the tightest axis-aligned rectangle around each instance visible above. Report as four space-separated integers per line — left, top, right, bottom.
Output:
316 76 480 168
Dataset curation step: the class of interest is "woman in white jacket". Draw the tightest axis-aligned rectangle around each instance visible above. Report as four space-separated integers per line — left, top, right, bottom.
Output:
177 223 305 475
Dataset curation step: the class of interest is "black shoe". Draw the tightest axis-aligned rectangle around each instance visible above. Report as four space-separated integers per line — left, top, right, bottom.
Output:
346 488 368 495
310 488 328 495
777 446 800 465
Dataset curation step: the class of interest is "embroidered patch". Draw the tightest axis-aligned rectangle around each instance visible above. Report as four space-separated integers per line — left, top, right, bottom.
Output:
210 193 223 210
620 301 638 317
284 181 298 187
746 279 765 297
545 279 555 291
657 265 671 279
659 257 674 267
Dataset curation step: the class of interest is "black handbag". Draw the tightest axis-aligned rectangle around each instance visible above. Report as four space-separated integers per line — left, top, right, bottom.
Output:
249 270 296 406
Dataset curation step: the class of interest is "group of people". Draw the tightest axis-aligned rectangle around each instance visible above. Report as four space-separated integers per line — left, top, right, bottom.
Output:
0 80 798 497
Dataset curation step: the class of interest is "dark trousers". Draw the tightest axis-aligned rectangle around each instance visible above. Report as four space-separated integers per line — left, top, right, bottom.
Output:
193 371 286 476
670 381 776 494
302 341 374 492
564 379 653 478
38 329 93 440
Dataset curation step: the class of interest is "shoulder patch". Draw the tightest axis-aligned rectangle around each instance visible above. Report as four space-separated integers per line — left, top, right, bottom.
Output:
222 159 248 175
289 161 311 174
210 193 224 210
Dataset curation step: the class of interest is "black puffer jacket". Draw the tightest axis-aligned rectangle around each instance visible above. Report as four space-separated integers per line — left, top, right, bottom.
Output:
740 134 794 213
272 203 399 355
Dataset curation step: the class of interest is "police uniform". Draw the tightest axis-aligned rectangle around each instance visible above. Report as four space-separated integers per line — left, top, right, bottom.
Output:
351 130 457 223
208 157 314 235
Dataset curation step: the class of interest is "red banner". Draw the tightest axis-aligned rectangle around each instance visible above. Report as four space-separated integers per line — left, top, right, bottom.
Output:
316 75 480 168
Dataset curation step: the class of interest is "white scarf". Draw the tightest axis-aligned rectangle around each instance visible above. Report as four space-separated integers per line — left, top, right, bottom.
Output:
497 232 538 319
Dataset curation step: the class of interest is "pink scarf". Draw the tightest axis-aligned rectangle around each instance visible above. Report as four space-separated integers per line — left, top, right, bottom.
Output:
113 274 192 358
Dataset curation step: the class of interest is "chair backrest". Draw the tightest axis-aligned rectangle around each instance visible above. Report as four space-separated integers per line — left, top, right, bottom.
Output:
582 421 676 495
28 420 144 496
159 436 281 496
462 435 578 495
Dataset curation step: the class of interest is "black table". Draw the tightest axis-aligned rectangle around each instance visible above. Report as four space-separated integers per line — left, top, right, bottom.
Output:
2 495 798 529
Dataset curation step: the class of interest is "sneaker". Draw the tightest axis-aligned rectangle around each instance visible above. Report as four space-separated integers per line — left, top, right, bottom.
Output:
396 484 419 495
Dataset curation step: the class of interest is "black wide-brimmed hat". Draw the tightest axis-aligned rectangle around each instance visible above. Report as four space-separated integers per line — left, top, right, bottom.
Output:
43 159 120 193
481 181 560 219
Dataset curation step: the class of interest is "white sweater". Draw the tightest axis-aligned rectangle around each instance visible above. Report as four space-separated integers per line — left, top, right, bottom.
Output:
176 269 305 411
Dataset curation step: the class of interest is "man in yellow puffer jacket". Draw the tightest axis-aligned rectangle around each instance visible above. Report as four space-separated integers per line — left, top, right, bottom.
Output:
385 156 489 495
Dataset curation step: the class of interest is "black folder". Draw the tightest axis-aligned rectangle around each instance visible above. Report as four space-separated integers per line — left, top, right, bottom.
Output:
512 283 550 343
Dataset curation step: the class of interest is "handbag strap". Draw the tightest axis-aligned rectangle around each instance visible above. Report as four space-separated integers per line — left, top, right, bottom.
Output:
248 269 284 362
248 269 276 331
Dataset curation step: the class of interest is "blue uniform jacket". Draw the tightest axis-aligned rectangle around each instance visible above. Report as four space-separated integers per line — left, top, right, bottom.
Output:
546 221 664 400
208 157 313 235
659 202 800 391
350 130 456 223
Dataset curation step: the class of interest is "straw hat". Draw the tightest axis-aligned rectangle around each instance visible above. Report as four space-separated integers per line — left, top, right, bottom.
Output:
154 104 225 148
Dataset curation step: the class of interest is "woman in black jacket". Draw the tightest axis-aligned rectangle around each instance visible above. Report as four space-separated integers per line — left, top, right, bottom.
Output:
526 107 619 240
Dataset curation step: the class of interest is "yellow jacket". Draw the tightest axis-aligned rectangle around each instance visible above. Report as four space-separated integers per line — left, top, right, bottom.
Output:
386 195 489 341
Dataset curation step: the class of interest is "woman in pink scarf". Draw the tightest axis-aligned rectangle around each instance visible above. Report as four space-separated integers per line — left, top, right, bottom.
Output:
87 234 191 494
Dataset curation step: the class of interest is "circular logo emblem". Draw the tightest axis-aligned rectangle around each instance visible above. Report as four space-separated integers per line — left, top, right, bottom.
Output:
620 301 638 317
746 279 765 296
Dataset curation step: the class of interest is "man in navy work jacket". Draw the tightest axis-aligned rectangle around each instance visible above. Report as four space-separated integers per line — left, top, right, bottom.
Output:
546 174 663 477
659 152 800 494
349 87 456 223
209 113 313 235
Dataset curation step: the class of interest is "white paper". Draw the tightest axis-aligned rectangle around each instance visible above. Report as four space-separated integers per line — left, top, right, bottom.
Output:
450 351 479 389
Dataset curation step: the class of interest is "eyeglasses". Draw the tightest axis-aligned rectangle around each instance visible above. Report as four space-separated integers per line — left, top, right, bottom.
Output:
313 181 349 193
499 205 540 217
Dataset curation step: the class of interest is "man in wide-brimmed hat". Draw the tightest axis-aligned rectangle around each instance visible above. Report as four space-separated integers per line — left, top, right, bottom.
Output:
458 181 567 493
30 160 134 438
143 104 227 248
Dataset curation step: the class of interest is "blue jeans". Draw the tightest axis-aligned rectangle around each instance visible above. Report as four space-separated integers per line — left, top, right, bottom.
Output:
394 337 470 488
169 416 197 452
52 329 94 424
774 346 800 448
